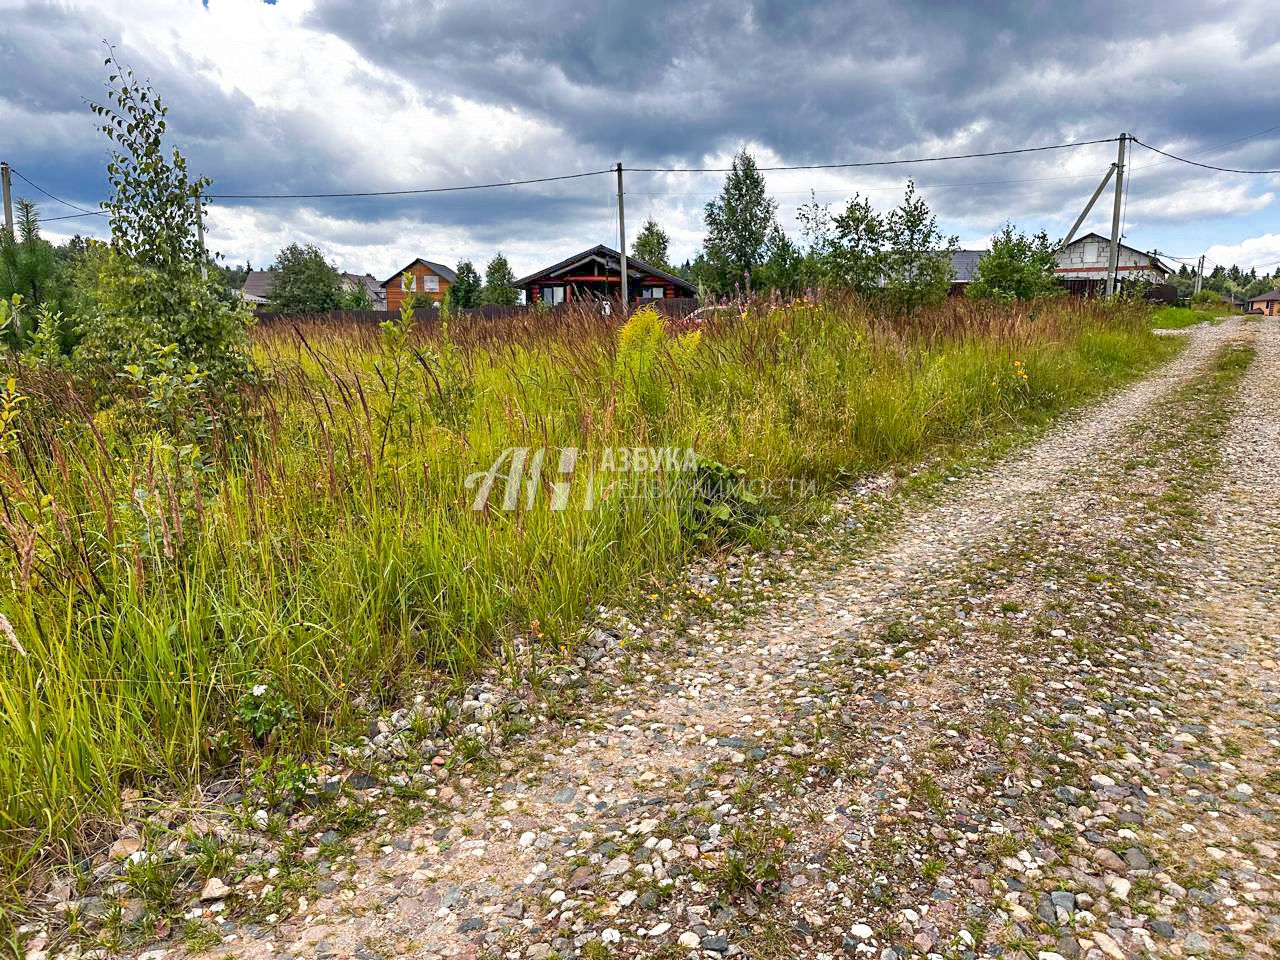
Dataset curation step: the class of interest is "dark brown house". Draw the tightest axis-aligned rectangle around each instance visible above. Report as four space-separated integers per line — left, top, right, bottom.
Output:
516 245 696 306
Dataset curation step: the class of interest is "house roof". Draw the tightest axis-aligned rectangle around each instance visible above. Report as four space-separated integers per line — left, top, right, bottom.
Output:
381 258 458 287
240 269 276 301
515 244 697 294
1059 233 1173 275
1249 289 1280 303
341 272 384 302
949 250 987 283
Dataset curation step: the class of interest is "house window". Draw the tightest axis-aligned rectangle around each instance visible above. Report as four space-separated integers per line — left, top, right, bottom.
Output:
541 285 566 305
421 275 440 293
641 286 664 299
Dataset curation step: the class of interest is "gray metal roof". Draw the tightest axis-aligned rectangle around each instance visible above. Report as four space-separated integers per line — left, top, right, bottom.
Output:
950 250 987 283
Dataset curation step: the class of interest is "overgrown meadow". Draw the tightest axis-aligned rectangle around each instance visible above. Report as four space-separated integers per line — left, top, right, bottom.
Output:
0 294 1177 905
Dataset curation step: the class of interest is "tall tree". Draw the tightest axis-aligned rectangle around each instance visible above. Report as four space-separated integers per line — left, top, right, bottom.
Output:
632 218 671 270
266 243 343 313
480 253 518 305
451 260 482 308
702 150 779 290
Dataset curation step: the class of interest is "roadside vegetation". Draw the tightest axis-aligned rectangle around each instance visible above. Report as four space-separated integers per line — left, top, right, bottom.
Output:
1152 305 1223 329
0 59 1185 921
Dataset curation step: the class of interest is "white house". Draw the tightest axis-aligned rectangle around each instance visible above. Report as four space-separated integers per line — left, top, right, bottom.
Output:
1054 232 1172 294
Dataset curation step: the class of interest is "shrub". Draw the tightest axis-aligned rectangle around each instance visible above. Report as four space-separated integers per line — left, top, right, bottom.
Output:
966 224 1060 302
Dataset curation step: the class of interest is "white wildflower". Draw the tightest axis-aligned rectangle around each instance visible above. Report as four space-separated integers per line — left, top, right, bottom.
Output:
252 684 268 697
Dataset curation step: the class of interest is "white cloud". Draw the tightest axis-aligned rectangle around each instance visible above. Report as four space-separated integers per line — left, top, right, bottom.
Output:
1205 233 1280 271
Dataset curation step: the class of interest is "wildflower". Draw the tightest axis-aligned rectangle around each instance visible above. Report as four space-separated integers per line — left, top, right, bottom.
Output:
252 683 268 697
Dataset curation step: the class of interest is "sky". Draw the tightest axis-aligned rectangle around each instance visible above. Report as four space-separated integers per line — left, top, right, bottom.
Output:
3 0 1280 282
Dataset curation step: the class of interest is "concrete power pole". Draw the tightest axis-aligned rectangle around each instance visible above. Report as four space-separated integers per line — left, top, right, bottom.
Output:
1194 254 1205 296
1104 133 1127 298
195 192 208 280
615 162 628 311
1 162 13 240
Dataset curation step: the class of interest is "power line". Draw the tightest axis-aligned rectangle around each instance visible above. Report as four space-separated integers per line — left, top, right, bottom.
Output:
8 167 101 216
207 168 616 200
1130 123 1280 173
624 169 1112 201
629 136 1122 173
37 210 108 224
1130 138 1280 175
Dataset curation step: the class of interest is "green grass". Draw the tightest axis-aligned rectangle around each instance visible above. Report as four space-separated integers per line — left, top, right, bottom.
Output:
0 295 1178 913
1151 306 1221 329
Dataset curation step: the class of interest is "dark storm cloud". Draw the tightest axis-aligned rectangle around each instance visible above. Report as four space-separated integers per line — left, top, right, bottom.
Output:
308 0 1280 166
3 0 1279 270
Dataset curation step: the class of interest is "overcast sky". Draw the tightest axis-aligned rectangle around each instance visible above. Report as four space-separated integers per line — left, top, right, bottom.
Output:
3 0 1280 281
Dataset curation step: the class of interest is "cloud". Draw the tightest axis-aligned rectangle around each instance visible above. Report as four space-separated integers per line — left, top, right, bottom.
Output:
1205 233 1280 272
4 0 1280 274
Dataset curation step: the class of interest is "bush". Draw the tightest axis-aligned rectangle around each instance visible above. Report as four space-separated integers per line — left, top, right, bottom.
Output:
966 224 1060 302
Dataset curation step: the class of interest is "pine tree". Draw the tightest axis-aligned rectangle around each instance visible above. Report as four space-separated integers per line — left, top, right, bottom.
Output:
480 253 518 305
451 260 482 307
703 149 779 290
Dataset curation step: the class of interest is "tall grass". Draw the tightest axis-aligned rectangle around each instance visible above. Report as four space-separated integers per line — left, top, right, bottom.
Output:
0 295 1176 905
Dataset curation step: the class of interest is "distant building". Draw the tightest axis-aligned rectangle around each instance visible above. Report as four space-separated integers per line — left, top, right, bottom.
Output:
1054 233 1172 295
239 269 276 306
238 268 385 308
948 250 988 294
341 272 385 309
516 245 696 306
381 258 457 313
1248 289 1280 316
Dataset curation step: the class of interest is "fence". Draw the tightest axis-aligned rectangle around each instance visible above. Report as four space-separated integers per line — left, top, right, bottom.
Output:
253 297 700 328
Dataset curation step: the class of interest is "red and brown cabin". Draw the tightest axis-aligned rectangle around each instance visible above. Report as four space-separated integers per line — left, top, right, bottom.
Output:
516 244 696 306
381 258 457 312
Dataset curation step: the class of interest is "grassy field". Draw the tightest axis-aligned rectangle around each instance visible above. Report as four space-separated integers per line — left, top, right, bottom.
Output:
1152 305 1225 329
0 295 1179 906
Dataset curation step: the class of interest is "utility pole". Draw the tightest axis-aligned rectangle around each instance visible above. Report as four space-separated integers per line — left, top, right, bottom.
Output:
195 191 207 280
615 162 628 311
1194 254 1204 296
1104 133 1127 298
1 162 13 240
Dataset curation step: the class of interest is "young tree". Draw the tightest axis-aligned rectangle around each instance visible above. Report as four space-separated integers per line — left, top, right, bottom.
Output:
480 253 518 305
450 260 482 308
266 243 343 313
965 224 1060 302
703 149 779 290
879 181 957 312
632 217 671 270
826 194 887 295
0 199 61 308
78 48 251 392
753 224 804 295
